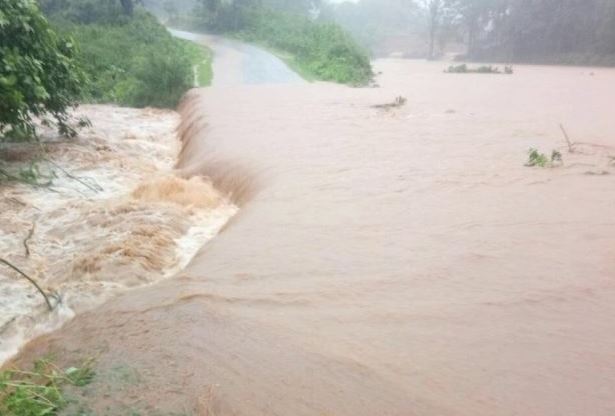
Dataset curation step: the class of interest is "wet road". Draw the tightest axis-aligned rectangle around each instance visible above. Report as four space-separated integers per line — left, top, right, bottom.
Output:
169 29 305 86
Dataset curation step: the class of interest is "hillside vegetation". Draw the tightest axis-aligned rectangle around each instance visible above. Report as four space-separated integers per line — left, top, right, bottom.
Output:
236 9 372 85
40 0 211 108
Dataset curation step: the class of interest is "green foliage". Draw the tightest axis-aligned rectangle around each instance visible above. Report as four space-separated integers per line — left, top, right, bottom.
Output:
236 9 373 85
175 1 372 85
0 0 85 141
526 148 549 167
39 0 131 25
47 7 201 108
0 358 94 416
182 40 214 87
526 148 563 168
445 64 513 74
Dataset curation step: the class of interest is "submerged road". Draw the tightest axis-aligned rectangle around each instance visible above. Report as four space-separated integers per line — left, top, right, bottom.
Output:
13 36 615 415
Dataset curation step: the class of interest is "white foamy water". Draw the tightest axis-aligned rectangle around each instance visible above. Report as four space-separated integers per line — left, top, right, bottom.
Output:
0 105 236 366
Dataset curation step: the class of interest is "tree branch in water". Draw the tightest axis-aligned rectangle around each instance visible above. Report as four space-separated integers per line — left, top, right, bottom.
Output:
0 258 54 311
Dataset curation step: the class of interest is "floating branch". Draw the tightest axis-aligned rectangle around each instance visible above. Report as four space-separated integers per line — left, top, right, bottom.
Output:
0 258 54 311
23 222 36 258
44 159 103 193
372 96 407 110
559 124 575 153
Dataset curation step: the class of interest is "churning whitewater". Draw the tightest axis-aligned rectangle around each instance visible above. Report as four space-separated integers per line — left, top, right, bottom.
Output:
0 106 237 365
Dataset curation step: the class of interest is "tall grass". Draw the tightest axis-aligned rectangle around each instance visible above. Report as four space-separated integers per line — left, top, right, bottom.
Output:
49 10 211 108
235 10 373 85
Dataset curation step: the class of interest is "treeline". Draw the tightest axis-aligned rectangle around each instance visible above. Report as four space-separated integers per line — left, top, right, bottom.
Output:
329 0 425 55
433 0 615 64
330 0 615 66
167 0 373 85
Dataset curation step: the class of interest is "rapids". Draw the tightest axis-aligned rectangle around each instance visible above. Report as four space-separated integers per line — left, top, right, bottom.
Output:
7 45 615 415
0 106 237 365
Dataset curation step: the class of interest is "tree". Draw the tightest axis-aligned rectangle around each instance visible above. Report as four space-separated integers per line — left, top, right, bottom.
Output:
120 0 134 16
424 0 442 59
0 0 85 140
163 0 179 20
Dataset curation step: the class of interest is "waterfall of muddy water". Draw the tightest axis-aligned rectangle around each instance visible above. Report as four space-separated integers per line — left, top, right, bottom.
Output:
0 105 237 365
9 61 615 416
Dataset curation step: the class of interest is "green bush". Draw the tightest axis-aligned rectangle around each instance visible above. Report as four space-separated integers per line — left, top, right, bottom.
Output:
39 0 130 25
55 13 196 108
115 49 193 108
0 357 94 416
44 2 206 108
525 148 563 168
236 10 373 85
0 0 85 140
177 4 373 86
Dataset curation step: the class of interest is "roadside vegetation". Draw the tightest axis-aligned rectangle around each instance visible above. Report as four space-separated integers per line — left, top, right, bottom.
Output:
237 10 372 85
1 0 211 188
40 0 211 109
171 0 373 86
0 357 95 416
1 0 210 145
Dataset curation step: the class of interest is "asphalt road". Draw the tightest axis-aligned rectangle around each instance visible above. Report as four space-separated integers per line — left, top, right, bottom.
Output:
169 29 305 86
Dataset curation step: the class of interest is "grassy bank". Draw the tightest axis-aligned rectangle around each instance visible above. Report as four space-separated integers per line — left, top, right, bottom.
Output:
172 7 373 86
0 358 95 415
236 10 372 86
183 40 214 87
42 3 211 108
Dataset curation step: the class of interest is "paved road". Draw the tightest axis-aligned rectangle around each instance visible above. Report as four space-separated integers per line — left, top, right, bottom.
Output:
169 29 305 86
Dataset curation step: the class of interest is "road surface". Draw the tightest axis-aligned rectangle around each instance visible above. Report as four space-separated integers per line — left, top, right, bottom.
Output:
170 29 305 86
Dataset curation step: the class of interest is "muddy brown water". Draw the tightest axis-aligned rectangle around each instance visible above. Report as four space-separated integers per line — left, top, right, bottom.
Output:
10 60 615 415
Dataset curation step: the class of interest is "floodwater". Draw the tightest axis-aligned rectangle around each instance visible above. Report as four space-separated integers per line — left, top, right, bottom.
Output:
0 106 236 365
9 47 615 415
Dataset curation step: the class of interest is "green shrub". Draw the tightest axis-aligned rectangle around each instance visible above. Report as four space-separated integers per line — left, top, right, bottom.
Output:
445 64 513 75
526 148 563 168
0 0 85 140
183 40 214 87
65 15 195 107
178 5 373 86
0 358 94 416
234 9 372 85
39 0 130 25
115 49 193 108
46 4 205 108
